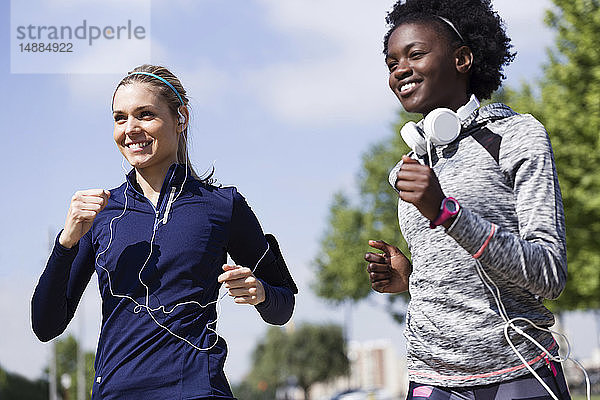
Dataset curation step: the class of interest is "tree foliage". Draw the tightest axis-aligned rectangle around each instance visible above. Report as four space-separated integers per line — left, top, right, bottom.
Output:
0 365 48 400
504 0 600 311
312 193 372 303
49 334 95 400
0 335 95 400
239 323 349 400
313 0 600 318
312 111 417 320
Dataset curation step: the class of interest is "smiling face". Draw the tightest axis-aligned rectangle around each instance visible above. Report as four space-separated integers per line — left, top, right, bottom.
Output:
112 83 180 177
386 22 470 116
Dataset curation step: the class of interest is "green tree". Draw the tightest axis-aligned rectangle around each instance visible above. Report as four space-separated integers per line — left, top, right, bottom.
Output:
505 0 600 312
230 380 276 400
314 0 600 319
0 336 95 400
240 323 349 400
0 364 48 400
312 111 418 321
312 192 371 303
49 335 95 400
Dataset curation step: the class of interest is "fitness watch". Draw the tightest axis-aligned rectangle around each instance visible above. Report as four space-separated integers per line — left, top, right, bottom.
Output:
430 197 460 228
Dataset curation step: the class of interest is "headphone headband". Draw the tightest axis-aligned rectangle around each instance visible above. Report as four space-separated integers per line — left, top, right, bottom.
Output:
436 16 465 43
128 71 185 106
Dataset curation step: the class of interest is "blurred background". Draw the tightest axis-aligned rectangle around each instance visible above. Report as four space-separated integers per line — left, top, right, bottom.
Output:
1 0 599 399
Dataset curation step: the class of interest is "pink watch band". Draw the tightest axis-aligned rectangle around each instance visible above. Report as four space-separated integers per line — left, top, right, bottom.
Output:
430 197 460 228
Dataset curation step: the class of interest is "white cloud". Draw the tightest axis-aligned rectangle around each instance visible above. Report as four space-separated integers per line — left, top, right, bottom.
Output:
246 0 556 125
11 0 152 74
64 38 171 104
67 39 152 75
245 0 398 125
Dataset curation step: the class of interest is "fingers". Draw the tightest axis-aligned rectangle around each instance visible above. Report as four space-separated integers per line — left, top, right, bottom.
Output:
395 168 431 193
395 158 431 183
75 189 110 203
366 261 390 274
394 159 445 220
217 265 250 283
365 251 386 264
369 270 391 282
60 189 110 248
227 287 259 297
223 276 257 289
367 240 390 252
371 279 392 293
68 189 111 223
71 189 111 214
218 265 265 305
402 155 418 164
365 255 392 286
220 264 240 273
368 240 403 257
368 263 392 292
232 295 257 304
217 265 258 290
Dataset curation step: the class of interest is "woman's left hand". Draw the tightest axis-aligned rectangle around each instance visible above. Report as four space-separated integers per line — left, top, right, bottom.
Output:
218 265 266 305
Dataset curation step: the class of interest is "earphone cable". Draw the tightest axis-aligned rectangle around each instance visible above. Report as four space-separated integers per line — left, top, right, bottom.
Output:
474 259 590 400
94 157 270 352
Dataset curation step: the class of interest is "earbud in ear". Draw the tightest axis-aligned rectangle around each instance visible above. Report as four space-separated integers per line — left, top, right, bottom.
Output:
177 111 186 126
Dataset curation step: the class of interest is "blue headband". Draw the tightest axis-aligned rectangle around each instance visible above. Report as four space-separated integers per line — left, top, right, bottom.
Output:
128 71 185 106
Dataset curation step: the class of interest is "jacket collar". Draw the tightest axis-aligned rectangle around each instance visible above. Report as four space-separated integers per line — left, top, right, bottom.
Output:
125 163 191 204
462 102 518 132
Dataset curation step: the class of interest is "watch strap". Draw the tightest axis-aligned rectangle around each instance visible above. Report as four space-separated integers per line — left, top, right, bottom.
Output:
430 197 460 228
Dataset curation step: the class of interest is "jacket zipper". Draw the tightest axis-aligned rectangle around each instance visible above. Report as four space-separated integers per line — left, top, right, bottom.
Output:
127 168 178 223
162 187 177 225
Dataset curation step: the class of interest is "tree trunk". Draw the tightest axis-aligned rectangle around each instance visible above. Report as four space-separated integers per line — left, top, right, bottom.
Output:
302 384 310 400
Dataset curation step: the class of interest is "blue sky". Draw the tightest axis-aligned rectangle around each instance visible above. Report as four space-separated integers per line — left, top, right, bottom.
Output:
1 0 597 385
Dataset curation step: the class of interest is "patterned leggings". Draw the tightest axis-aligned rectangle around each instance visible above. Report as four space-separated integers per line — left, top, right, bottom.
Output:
407 361 571 400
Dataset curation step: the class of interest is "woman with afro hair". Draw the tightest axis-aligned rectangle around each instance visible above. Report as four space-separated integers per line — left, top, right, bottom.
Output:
365 0 572 398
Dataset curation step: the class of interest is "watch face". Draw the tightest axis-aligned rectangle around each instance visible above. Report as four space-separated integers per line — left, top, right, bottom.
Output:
445 199 457 213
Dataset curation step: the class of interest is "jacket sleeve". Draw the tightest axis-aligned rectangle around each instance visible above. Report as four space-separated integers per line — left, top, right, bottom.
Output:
446 116 567 299
31 231 95 341
227 189 296 325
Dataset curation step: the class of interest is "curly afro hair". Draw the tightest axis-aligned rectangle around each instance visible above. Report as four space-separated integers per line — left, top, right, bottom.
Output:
383 0 515 100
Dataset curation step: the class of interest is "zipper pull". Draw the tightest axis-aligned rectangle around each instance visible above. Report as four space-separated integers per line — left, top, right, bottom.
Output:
163 187 177 225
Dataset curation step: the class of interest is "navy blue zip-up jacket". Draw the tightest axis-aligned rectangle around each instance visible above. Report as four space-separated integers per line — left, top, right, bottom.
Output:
32 164 295 399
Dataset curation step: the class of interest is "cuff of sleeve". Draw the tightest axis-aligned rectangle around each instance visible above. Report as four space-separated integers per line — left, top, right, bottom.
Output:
53 230 80 258
445 208 463 232
254 278 272 311
388 160 404 193
445 207 494 256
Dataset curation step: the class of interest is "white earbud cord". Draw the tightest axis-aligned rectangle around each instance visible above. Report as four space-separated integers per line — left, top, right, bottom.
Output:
95 157 270 352
426 138 433 168
474 260 591 400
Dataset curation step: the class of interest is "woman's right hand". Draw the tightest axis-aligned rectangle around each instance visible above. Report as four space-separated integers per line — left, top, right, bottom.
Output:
59 189 110 248
365 240 412 293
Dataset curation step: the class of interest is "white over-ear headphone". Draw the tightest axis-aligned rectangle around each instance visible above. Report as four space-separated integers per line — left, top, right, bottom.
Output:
400 94 480 157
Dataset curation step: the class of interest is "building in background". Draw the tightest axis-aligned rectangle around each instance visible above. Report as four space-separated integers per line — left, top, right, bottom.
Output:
307 339 407 400
347 339 406 398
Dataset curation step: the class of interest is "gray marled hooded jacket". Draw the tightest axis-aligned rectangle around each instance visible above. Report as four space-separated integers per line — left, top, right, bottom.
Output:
389 103 566 386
